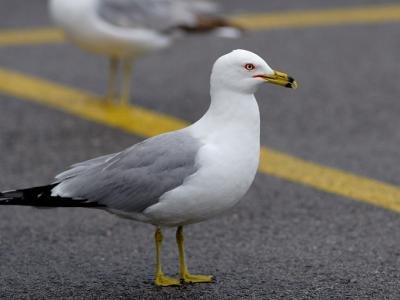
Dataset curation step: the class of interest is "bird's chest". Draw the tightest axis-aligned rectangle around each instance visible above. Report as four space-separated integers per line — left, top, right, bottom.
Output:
144 128 260 226
144 100 261 225
199 131 260 197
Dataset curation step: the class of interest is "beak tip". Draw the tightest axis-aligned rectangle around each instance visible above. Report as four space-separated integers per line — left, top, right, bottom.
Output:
286 78 298 89
265 71 298 89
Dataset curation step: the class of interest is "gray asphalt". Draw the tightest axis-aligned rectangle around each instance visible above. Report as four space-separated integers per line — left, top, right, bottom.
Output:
1 0 400 299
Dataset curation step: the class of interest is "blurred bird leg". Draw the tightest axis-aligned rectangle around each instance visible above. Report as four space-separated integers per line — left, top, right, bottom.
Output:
120 58 133 105
154 227 181 286
107 56 119 103
176 226 214 284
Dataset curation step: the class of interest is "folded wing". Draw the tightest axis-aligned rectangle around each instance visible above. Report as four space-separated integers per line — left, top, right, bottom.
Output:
52 130 201 212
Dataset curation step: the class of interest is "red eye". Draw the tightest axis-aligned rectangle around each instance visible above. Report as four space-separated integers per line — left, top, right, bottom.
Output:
244 63 255 71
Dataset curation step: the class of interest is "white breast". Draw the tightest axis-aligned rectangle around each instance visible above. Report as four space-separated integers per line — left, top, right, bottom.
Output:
143 93 260 226
49 0 170 57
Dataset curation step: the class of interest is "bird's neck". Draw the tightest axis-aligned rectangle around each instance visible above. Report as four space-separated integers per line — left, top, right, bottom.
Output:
192 89 260 137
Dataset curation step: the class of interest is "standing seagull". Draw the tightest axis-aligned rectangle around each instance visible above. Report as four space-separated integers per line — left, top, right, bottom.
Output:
0 50 297 286
49 0 241 105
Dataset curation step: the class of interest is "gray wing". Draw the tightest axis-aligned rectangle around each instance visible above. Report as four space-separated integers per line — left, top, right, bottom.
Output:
52 131 201 212
55 153 118 181
97 0 219 31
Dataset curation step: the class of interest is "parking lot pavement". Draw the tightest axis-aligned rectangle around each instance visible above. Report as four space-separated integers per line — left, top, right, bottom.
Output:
0 1 399 299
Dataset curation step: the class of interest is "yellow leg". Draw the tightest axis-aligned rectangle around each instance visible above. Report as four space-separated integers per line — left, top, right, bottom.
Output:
120 58 133 105
154 227 181 287
106 56 119 103
176 226 213 284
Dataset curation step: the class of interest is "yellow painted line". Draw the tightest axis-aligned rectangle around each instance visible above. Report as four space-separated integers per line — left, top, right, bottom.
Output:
1 4 400 47
229 4 400 30
260 149 400 213
0 28 64 47
0 68 400 213
0 68 186 136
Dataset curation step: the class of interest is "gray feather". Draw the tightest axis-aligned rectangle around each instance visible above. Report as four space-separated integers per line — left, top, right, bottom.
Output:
53 131 201 212
97 0 219 31
55 153 118 180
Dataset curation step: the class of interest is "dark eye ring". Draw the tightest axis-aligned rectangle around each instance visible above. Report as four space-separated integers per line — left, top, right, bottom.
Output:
244 63 255 71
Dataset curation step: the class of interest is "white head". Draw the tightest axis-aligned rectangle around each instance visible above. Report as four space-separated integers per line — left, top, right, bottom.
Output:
210 49 297 95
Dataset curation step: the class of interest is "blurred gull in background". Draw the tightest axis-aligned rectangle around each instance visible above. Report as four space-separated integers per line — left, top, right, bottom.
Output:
49 0 241 104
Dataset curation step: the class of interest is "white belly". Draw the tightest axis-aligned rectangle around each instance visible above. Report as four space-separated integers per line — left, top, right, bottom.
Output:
143 126 260 226
50 0 170 58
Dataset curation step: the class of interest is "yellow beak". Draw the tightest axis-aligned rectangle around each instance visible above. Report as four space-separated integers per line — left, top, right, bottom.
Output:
254 70 298 89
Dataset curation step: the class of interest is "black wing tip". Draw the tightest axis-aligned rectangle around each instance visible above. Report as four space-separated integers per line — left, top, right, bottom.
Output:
0 184 104 208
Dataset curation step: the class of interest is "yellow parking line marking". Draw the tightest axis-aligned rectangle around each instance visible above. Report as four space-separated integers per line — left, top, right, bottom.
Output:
0 68 399 213
0 68 186 137
1 4 400 47
229 4 400 30
0 28 64 47
260 149 400 213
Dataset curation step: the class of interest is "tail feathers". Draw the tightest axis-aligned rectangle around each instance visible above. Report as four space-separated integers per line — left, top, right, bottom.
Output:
185 16 241 32
164 16 244 37
0 184 103 208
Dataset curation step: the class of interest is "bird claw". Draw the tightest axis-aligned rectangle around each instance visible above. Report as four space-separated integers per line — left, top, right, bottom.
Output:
180 273 214 284
154 273 181 287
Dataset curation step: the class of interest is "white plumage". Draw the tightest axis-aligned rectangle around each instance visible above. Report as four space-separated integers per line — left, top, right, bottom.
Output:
48 0 240 104
0 49 297 286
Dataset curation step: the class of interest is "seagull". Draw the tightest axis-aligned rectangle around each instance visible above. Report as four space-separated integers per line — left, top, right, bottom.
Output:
49 0 241 105
0 50 297 286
